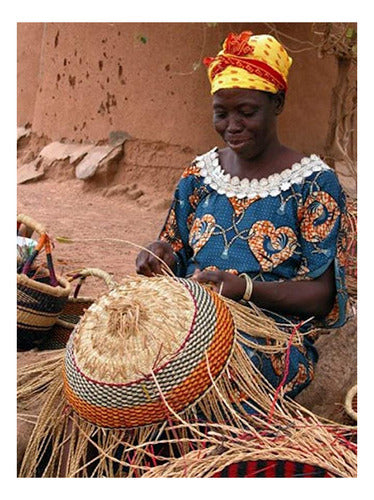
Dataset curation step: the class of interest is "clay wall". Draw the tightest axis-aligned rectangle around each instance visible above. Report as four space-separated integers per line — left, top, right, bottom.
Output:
18 22 347 159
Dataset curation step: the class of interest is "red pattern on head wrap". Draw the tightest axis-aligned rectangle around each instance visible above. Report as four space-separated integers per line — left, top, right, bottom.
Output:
207 54 288 92
223 31 254 56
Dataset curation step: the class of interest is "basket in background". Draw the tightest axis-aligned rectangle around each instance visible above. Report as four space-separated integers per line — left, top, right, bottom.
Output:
17 214 71 350
40 267 116 350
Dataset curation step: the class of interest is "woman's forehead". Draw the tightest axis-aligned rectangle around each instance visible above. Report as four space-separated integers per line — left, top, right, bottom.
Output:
212 88 267 106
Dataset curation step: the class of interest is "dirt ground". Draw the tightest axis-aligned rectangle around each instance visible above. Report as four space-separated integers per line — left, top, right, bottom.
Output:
16 136 357 470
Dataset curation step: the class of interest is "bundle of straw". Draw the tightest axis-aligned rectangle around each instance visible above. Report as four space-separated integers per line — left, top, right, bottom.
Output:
18 273 356 478
18 273 310 477
344 196 357 300
39 267 116 350
141 416 357 478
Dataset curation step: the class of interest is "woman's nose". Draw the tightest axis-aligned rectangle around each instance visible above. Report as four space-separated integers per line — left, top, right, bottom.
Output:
227 114 243 133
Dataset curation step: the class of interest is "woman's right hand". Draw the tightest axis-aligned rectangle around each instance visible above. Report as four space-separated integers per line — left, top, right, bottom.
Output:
135 240 177 276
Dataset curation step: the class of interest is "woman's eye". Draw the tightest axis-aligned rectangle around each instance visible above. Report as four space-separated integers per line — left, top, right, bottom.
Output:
214 112 227 120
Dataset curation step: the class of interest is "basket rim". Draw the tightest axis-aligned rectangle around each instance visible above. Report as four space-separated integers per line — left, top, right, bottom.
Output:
17 273 71 297
66 296 95 303
17 213 46 235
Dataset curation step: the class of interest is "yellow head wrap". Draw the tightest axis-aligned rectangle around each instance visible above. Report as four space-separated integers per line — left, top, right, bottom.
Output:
204 31 292 95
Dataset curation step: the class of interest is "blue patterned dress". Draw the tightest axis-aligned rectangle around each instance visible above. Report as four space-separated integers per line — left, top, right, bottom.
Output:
159 147 348 398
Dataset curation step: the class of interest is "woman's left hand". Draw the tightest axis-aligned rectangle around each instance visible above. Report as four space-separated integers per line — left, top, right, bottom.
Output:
192 269 246 301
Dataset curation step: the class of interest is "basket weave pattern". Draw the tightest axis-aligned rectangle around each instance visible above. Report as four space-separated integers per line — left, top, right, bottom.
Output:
39 268 114 350
17 214 71 350
63 278 236 428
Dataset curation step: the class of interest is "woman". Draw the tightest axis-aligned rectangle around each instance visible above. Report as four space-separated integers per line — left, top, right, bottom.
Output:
136 31 348 399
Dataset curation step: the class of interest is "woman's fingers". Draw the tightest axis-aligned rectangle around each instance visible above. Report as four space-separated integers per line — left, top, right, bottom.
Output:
192 270 223 292
193 270 222 284
136 241 175 276
136 251 162 276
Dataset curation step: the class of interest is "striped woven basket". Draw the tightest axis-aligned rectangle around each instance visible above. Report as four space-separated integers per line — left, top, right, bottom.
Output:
63 275 236 429
18 274 357 477
39 268 116 350
212 459 336 477
17 214 71 350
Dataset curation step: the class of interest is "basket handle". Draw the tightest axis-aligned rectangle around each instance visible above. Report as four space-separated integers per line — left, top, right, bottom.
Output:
17 214 58 287
66 267 117 298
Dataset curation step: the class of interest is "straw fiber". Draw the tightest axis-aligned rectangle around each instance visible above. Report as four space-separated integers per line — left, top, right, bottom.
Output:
18 274 356 478
344 196 357 300
63 276 236 428
40 268 116 350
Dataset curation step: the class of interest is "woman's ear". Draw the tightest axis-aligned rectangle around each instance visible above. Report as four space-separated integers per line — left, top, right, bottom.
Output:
273 91 286 115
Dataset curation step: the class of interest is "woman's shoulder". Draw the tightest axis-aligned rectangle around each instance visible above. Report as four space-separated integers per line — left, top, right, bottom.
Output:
179 147 218 179
298 156 343 190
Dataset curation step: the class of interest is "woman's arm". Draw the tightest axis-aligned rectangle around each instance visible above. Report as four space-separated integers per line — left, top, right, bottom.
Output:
193 263 336 320
136 166 201 277
249 263 336 318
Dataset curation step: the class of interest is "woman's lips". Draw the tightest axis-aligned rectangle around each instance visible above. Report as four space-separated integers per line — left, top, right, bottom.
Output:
226 138 249 149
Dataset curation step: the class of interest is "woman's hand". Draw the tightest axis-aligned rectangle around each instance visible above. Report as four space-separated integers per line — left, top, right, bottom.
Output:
192 269 246 301
136 240 177 277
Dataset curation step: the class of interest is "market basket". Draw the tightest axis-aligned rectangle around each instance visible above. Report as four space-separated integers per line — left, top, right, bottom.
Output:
17 214 71 350
39 267 116 350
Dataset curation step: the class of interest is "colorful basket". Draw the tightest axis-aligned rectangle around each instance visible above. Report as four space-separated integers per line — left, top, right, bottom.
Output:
63 275 236 429
39 268 116 350
17 214 71 350
212 459 335 477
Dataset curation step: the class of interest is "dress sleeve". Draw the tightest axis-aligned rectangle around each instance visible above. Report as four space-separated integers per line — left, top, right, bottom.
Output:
297 168 349 328
158 165 205 277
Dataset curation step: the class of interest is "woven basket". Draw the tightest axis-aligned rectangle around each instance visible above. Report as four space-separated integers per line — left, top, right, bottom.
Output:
212 459 335 478
17 214 71 350
40 268 116 350
63 275 236 429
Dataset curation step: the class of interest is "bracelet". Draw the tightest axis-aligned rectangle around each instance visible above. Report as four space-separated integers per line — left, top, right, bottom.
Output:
239 273 253 302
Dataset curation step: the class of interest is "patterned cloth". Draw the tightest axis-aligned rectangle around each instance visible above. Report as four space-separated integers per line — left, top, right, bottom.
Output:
204 31 292 95
159 148 349 399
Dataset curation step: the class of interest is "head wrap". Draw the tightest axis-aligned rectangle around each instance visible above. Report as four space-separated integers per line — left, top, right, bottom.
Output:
204 31 292 95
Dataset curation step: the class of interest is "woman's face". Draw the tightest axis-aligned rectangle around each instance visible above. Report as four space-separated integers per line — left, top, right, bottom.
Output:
212 88 283 159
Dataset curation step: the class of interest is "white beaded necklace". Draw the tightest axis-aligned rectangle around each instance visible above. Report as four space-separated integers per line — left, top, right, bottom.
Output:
194 147 330 200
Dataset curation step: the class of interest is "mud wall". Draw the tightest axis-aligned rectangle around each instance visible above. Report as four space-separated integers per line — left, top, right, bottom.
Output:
18 22 342 158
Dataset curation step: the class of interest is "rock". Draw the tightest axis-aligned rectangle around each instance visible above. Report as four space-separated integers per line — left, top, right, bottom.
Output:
108 130 131 147
39 141 94 166
17 127 31 142
75 145 122 180
17 159 45 184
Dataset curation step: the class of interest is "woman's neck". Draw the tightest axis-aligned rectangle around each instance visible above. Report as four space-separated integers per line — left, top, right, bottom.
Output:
219 143 303 181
